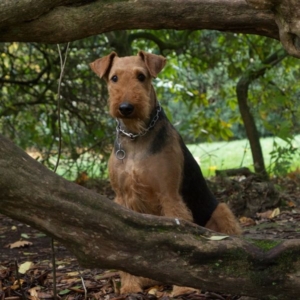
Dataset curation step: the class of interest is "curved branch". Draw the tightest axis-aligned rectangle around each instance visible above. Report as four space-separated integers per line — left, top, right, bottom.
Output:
1 134 300 299
246 0 300 58
0 0 278 44
0 64 50 85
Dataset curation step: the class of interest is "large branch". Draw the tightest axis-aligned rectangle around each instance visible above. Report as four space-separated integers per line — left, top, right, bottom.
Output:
1 134 300 299
0 0 278 44
247 0 300 58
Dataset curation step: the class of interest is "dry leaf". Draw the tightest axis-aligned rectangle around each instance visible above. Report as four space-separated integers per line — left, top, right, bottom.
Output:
148 287 157 296
11 279 24 290
19 261 34 274
256 210 273 219
208 235 229 241
147 286 159 295
67 271 79 277
6 240 33 249
69 286 84 293
36 292 52 299
257 208 280 219
287 201 296 208
201 235 229 240
61 278 80 284
28 287 39 300
270 207 280 219
239 216 256 226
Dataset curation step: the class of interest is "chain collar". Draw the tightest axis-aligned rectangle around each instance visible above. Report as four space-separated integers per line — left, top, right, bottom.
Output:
115 103 162 161
116 103 161 140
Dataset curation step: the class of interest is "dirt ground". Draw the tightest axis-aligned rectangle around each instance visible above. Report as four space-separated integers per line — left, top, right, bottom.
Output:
1 175 300 300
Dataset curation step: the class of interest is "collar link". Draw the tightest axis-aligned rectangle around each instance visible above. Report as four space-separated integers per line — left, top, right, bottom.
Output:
116 103 162 140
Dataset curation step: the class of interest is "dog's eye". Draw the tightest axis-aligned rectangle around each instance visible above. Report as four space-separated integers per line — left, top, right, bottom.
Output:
111 75 118 82
137 73 146 82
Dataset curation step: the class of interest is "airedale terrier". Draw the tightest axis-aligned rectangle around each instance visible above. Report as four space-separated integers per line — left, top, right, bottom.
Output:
90 51 241 295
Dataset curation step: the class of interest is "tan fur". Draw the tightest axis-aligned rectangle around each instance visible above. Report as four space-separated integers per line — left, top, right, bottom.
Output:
90 51 241 296
205 203 242 235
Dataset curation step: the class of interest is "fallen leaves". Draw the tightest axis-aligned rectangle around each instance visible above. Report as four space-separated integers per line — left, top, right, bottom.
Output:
10 279 24 290
240 208 282 227
256 208 280 219
18 261 34 274
28 286 53 300
5 240 33 249
0 258 120 300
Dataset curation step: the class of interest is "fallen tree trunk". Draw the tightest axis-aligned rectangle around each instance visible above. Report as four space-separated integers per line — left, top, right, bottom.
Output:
215 167 255 177
1 133 300 299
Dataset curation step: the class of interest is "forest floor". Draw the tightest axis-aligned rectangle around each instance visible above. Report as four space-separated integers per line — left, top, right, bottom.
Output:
1 173 300 300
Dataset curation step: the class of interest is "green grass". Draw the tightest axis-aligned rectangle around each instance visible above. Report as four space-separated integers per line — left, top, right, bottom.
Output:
188 135 300 177
53 135 300 180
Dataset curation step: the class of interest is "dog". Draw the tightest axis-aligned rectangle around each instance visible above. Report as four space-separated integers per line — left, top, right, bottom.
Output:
90 51 241 296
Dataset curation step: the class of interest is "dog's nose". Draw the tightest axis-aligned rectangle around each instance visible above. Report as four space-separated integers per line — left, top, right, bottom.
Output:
119 102 134 116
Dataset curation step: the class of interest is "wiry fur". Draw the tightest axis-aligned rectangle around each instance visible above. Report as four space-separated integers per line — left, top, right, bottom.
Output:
90 51 241 296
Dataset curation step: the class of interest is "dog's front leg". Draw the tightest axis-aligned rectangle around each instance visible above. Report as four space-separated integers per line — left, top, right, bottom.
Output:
159 193 193 222
205 203 241 235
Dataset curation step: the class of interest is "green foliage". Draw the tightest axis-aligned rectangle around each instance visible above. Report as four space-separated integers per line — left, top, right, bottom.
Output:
0 30 299 179
269 140 298 176
0 40 114 179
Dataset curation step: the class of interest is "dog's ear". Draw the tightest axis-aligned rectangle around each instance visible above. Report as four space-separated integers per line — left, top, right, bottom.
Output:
138 51 166 78
89 52 117 80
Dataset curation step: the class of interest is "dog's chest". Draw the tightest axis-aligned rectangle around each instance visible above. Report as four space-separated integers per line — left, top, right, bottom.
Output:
110 155 161 214
113 152 150 183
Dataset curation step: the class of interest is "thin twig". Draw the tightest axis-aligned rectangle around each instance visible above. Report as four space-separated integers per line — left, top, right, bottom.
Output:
78 269 87 300
50 239 57 300
51 42 70 300
54 43 70 173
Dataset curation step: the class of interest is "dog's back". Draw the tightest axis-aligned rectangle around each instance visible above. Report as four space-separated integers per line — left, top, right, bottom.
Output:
178 133 219 226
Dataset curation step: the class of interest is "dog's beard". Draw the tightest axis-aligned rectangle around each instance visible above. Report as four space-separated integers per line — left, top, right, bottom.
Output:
118 118 148 134
110 98 153 134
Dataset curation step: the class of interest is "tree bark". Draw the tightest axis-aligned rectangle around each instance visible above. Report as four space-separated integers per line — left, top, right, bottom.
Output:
215 167 255 177
246 0 300 58
236 48 288 180
1 134 300 299
0 0 278 44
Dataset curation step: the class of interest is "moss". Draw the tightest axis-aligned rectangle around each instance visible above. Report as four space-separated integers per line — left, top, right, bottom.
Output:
246 239 282 252
277 250 295 272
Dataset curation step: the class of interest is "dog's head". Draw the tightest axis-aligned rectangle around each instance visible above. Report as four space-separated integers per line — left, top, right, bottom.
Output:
90 51 166 132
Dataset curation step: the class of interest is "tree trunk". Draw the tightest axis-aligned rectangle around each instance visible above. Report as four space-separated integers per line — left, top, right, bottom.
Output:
1 134 300 299
236 48 288 180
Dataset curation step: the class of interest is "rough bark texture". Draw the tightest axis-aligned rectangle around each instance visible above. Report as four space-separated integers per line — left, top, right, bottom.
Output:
0 0 278 44
247 0 300 58
2 0 300 58
1 134 300 299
